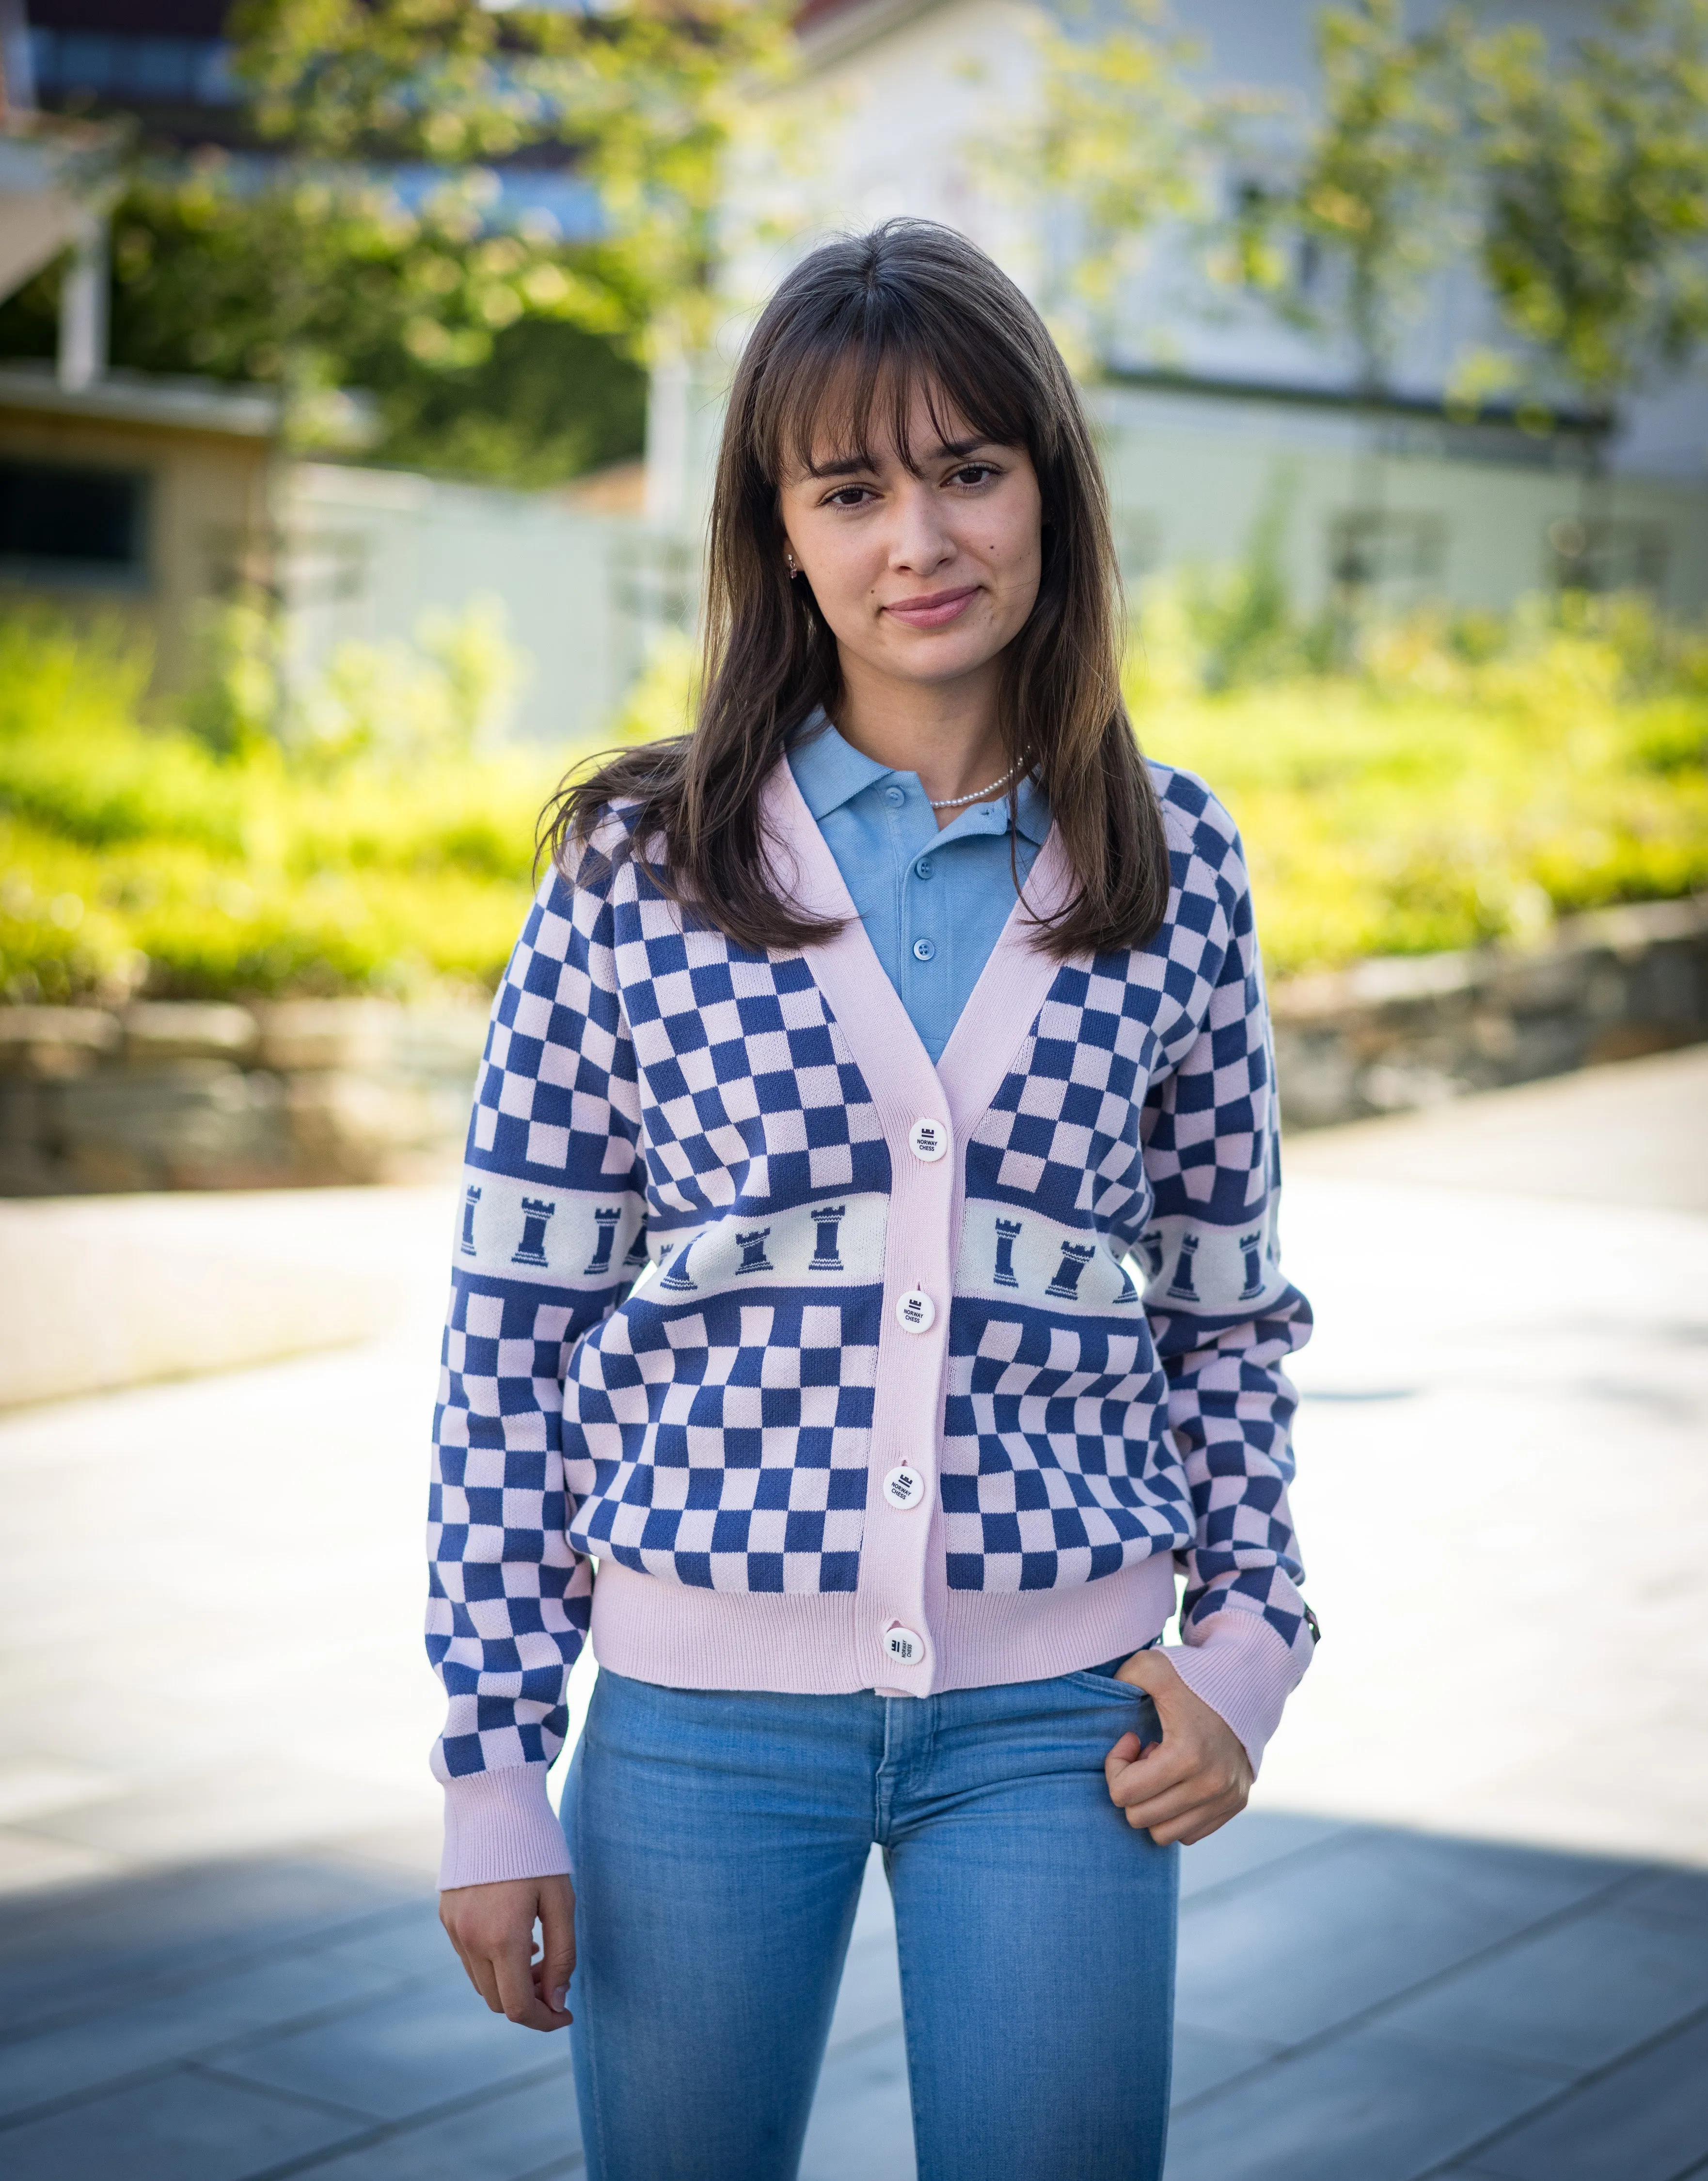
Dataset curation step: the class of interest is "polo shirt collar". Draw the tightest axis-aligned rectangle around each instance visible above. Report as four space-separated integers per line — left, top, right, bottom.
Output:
789 709 1050 843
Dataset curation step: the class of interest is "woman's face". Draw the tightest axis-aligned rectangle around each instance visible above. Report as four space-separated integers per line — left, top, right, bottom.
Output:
777 379 1044 696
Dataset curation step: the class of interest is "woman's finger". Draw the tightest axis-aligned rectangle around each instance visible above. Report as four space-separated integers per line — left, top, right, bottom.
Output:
533 1878 577 2021
1105 1741 1192 1807
492 1933 565 2031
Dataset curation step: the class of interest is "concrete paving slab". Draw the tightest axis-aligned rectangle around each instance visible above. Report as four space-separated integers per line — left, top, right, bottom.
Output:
0 1945 412 2124
1282 1043 1708 1213
1177 1810 1359 1903
0 2065 363 2181
1466 2010 1708 2180
0 1856 427 2034
799 2029 916 2181
0 1184 453 1409
210 1974 566 2123
1169 2024 1282 2106
1375 1897 1708 2075
280 2071 581 2181
1161 2029 1563 2181
1624 1866 1708 1928
1174 1830 1627 2048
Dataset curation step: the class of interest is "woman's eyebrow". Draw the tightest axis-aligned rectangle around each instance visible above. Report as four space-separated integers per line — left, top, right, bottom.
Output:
804 448 878 479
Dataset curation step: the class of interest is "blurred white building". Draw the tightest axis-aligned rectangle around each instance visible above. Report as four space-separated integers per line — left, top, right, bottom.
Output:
663 0 1708 623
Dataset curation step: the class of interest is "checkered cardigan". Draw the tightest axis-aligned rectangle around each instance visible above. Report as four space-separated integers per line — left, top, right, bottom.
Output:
428 758 1314 1887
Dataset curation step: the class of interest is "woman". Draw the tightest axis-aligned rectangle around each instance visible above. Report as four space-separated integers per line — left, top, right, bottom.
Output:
430 220 1315 2181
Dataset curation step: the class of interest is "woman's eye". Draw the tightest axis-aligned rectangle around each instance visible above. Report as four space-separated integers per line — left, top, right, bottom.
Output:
824 486 873 508
949 464 998 488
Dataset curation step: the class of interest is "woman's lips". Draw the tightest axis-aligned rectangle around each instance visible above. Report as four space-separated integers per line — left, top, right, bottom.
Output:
883 585 980 629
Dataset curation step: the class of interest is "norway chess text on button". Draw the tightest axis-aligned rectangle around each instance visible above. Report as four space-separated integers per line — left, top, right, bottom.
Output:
884 1627 926 1666
909 1118 949 1163
896 1288 936 1334
883 1465 925 1511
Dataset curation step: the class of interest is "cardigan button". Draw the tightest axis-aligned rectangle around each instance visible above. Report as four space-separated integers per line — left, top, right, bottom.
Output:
885 1625 926 1667
895 1288 935 1335
909 1117 948 1162
883 1465 925 1510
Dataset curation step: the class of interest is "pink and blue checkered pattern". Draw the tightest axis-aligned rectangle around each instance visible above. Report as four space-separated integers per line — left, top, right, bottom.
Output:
427 768 1311 1785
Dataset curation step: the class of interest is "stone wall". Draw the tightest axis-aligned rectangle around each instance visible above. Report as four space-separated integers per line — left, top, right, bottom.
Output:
0 999 488 1195
1271 894 1708 1128
1 892 1704 1193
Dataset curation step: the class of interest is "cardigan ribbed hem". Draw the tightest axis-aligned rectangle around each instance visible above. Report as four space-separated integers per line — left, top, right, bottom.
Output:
1165 1610 1309 1774
588 1550 1179 1698
439 1763 571 1892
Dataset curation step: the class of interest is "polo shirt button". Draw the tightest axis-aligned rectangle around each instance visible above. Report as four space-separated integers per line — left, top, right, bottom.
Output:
885 1626 926 1667
912 937 936 962
909 1117 948 1162
883 1464 925 1510
896 1288 935 1334
883 785 905 807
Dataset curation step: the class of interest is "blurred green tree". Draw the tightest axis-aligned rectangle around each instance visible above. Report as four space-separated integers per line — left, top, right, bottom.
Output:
1270 0 1468 402
970 0 1233 374
0 0 789 480
1461 0 1708 574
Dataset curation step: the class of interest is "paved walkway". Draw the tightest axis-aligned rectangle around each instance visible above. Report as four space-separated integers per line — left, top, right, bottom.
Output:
0 1047 1704 2180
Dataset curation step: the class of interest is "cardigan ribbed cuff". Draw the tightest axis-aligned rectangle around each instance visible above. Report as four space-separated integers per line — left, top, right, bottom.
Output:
1164 1610 1310 1776
439 1763 572 1892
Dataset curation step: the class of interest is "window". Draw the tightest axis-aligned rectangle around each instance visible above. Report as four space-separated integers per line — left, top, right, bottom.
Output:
0 461 148 585
1328 511 1447 604
1547 517 1670 597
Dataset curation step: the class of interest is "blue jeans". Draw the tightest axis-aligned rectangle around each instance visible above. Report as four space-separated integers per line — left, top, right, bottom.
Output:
560 1662 1178 2181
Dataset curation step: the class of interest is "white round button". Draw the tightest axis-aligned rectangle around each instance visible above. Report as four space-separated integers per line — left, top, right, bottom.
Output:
895 1287 935 1334
883 1465 925 1511
884 1626 926 1667
909 1117 949 1163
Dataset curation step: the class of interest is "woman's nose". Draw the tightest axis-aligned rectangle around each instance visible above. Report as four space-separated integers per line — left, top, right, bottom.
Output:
886 483 953 571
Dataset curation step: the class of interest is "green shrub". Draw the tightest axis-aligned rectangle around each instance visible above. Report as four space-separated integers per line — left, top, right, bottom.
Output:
1 592 1704 1007
0 607 564 1006
1125 595 1708 976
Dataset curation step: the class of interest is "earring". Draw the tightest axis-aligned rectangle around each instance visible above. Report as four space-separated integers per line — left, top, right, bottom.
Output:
784 549 799 577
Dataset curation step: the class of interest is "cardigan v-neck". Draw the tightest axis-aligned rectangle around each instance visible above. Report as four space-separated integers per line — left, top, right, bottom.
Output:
786 712 1049 1062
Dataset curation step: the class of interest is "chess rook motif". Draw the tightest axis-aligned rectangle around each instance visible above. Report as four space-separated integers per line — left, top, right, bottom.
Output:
459 1184 481 1256
657 1239 698 1293
1166 1232 1201 1301
583 1206 624 1278
735 1228 775 1276
1114 1258 1138 1305
1238 1229 1266 1301
624 1230 649 1267
511 1197 556 1268
808 1205 848 1272
992 1218 1023 1288
1136 1228 1166 1279
1045 1239 1097 1299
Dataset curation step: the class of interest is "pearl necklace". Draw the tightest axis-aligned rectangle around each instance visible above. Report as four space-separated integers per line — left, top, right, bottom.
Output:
927 756 1030 810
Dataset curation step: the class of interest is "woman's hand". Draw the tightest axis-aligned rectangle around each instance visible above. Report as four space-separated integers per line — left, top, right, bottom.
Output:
1102 1648 1253 1847
440 1874 577 2032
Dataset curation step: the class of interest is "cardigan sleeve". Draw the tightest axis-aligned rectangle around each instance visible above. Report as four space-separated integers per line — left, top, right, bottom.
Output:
1138 801 1316 1773
427 848 646 1888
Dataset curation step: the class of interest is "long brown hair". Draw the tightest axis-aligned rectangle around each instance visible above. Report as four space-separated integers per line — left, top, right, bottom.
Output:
543 219 1170 958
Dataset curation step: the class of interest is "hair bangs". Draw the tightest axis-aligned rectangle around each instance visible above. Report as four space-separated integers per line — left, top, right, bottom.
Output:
759 296 1038 490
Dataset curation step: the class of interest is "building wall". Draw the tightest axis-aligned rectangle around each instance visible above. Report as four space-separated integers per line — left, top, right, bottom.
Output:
282 464 686 746
0 402 271 689
1092 385 1708 619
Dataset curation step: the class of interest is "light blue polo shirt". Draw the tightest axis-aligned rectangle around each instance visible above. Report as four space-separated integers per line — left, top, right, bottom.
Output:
787 711 1049 1064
